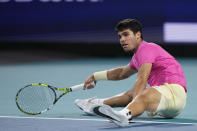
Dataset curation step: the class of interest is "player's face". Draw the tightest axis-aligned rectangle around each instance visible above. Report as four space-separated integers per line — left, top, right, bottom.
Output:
118 29 141 53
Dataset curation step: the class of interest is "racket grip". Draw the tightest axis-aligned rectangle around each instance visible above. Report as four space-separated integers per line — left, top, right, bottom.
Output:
70 82 95 91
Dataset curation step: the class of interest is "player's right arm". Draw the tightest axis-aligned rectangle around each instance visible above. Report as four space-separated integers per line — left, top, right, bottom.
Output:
84 64 137 89
107 64 137 80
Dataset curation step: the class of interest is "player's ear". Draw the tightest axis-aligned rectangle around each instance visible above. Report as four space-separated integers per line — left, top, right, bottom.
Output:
136 31 141 39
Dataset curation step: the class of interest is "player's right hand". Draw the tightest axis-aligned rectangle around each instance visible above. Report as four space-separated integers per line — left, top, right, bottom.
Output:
83 75 96 90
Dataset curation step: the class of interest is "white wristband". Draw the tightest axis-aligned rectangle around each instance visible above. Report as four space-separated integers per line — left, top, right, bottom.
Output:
93 70 108 81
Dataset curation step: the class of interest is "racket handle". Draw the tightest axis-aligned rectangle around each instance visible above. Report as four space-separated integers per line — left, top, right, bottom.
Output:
70 82 95 92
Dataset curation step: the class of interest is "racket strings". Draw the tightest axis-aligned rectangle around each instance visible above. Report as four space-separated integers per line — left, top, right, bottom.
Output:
17 85 55 114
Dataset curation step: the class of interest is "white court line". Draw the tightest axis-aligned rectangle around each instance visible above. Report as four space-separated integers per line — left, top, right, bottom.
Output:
0 115 108 122
0 115 195 125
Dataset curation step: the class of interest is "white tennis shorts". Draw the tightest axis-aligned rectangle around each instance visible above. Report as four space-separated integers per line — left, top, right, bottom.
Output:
152 83 187 118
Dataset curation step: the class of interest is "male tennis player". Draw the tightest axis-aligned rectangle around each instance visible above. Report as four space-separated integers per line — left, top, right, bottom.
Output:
75 19 187 127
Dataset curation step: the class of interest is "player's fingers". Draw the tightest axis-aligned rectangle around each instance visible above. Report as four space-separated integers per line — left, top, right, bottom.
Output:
83 81 91 90
84 81 95 90
83 75 95 90
86 85 94 89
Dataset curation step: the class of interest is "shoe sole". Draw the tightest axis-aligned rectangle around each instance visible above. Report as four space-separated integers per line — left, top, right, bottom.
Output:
93 105 129 127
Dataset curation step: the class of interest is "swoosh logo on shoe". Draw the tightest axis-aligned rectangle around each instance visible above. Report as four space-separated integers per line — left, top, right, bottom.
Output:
93 106 120 122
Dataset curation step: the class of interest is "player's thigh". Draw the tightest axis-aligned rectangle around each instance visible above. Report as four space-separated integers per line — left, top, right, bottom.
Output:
153 84 187 118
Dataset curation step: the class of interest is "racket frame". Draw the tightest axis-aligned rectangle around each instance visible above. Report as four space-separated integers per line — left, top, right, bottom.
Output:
15 83 71 115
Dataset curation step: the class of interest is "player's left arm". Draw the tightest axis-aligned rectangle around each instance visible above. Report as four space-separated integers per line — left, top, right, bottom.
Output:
132 63 152 98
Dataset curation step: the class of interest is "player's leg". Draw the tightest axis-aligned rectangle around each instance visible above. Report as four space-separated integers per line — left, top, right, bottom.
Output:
92 84 187 126
75 87 137 115
125 84 187 118
92 87 161 126
149 84 187 118
125 87 161 117
103 88 135 107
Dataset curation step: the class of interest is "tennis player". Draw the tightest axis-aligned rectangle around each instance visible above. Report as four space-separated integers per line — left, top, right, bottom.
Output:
75 19 187 127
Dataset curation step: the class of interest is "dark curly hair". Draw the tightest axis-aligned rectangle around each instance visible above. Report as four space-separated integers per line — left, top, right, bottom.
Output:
115 19 143 39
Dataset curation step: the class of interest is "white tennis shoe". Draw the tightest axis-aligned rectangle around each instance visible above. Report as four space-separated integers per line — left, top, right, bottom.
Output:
93 105 132 127
75 97 104 115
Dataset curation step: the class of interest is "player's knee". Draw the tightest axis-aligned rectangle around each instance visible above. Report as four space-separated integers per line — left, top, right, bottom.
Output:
138 88 161 110
138 88 155 102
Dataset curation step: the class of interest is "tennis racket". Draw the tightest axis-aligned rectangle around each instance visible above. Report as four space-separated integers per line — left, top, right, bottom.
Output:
15 82 95 115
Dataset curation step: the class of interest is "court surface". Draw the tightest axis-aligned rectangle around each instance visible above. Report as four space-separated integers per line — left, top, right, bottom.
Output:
0 57 197 130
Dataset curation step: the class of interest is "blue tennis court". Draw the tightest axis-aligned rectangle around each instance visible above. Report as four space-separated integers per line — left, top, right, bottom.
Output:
0 57 197 130
0 116 196 131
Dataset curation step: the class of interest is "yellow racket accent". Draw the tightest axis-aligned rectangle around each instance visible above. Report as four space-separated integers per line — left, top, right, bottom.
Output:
41 83 48 87
56 88 70 92
32 83 39 86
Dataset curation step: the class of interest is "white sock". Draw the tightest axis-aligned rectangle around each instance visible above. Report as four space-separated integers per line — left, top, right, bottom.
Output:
98 99 105 105
119 108 132 120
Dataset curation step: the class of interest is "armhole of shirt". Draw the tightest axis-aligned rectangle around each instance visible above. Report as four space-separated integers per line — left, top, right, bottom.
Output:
129 62 136 70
